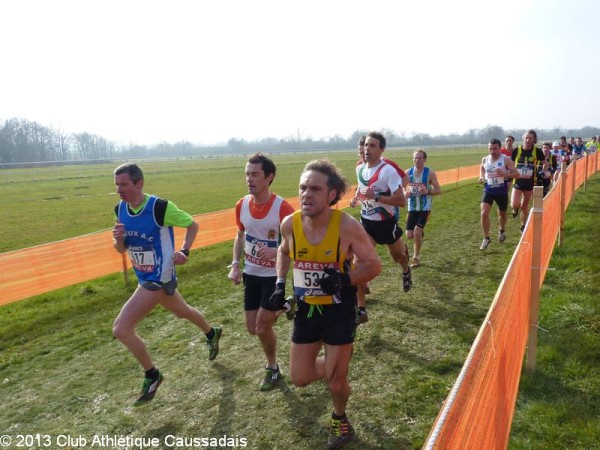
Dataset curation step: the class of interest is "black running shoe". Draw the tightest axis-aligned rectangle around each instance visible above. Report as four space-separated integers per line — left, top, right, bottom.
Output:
133 371 163 406
402 267 412 292
357 309 369 325
284 296 296 321
207 326 222 361
260 367 282 391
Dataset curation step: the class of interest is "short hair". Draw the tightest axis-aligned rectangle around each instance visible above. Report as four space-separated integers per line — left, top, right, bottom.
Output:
358 136 366 146
248 152 276 184
506 135 515 141
367 131 386 149
542 142 551 147
114 163 144 184
560 136 567 141
489 139 502 147
303 159 348 206
524 129 538 144
414 148 428 159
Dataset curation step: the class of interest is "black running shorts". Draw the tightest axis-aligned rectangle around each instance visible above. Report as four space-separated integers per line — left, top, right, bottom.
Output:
406 211 430 231
481 191 509 211
292 299 357 345
242 273 278 312
360 217 403 245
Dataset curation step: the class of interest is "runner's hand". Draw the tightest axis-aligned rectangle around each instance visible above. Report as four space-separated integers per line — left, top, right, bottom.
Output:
316 267 351 295
268 281 286 309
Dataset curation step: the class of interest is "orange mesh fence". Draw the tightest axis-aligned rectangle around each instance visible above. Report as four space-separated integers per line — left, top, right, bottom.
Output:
424 159 597 449
0 231 125 306
539 181 561 287
435 165 481 186
425 230 533 449
0 164 479 306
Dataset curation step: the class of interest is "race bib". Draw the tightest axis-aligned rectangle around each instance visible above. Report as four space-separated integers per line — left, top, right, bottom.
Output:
518 165 534 178
409 182 425 196
292 261 340 303
244 235 276 268
486 170 505 186
128 245 156 273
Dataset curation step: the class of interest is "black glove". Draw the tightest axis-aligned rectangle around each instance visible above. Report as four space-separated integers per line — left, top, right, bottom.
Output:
316 267 351 295
268 281 287 309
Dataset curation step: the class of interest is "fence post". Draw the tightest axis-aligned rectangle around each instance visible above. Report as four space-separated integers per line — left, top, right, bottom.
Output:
559 162 567 246
584 156 588 191
526 186 544 374
571 156 577 193
121 253 129 285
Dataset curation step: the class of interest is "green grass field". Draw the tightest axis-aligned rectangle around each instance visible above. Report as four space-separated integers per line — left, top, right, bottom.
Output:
0 151 597 449
0 147 482 252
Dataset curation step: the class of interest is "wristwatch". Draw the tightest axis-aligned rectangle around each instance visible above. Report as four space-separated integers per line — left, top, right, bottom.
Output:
180 248 190 257
374 193 381 202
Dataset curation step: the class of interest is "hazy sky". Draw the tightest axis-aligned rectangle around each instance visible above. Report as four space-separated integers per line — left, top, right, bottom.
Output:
1 0 598 145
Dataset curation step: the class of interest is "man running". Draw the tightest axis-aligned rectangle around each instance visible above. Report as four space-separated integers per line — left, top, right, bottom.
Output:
228 153 295 391
352 131 412 303
269 159 381 448
350 135 406 323
478 139 520 250
404 149 441 266
112 163 222 406
510 130 547 233
501 135 515 157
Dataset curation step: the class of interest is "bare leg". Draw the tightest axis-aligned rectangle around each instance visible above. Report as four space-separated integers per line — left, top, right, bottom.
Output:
323 343 353 416
255 308 278 367
113 286 163 370
290 341 325 387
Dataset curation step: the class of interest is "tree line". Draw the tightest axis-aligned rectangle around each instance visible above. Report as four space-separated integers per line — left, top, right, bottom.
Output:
1 117 598 164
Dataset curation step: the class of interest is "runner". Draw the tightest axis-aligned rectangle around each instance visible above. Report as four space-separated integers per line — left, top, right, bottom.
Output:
112 163 222 406
404 149 441 267
269 159 381 449
352 131 412 307
478 139 520 250
510 130 547 233
227 153 295 391
350 135 406 324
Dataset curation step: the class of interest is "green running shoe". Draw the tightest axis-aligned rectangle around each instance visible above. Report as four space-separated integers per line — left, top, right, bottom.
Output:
327 415 354 449
260 366 282 391
207 326 222 361
133 371 163 406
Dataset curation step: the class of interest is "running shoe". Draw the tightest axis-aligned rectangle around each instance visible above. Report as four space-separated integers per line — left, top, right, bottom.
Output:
260 367 281 391
519 224 525 234
512 207 520 218
357 309 369 325
402 267 412 292
410 257 421 268
284 296 296 321
133 371 163 406
498 231 506 243
207 326 222 361
480 237 491 250
327 415 354 449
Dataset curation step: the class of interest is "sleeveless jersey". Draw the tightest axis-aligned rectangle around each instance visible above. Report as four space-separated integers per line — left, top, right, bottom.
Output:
290 210 351 305
118 195 175 284
482 155 509 194
406 166 432 211
513 146 544 188
239 194 285 277
356 161 401 221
